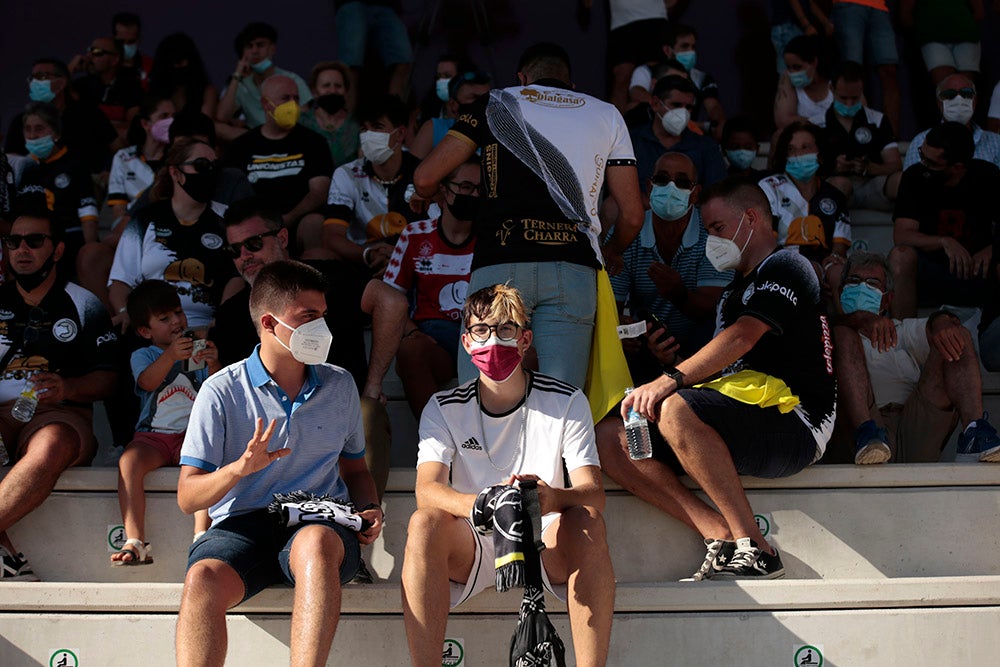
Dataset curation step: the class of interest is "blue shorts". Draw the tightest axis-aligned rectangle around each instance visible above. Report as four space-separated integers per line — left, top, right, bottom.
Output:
418 318 461 363
336 3 413 67
832 3 899 65
187 509 361 603
653 388 817 478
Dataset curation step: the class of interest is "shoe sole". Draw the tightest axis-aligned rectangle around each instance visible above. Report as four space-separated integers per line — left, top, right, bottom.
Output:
712 569 786 580
1 573 40 582
980 445 1000 463
855 442 890 465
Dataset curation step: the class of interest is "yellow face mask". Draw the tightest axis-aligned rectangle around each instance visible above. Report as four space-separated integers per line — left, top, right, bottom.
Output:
269 99 300 130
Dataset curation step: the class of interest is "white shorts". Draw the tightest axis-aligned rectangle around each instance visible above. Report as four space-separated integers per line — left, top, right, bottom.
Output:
921 42 981 73
449 515 567 608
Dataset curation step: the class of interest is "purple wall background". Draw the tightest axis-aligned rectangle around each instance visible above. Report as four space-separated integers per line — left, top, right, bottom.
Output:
3 1 999 143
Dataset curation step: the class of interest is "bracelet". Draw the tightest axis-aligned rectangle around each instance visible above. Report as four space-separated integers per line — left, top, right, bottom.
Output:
117 306 127 314
362 246 374 267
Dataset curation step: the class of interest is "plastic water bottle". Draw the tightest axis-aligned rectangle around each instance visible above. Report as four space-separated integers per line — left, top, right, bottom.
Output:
11 377 39 423
623 387 653 460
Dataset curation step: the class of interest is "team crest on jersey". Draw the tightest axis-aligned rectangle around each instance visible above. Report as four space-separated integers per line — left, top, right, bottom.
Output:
201 233 223 250
519 88 585 108
52 318 78 342
54 173 70 189
818 198 837 215
853 127 872 145
0 310 14 321
742 283 755 304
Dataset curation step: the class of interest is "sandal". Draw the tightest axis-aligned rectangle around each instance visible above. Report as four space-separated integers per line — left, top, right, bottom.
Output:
111 538 153 566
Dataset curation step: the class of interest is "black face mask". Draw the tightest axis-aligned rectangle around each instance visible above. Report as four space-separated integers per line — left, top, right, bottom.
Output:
447 193 480 222
921 165 951 186
179 169 218 204
316 94 346 115
12 252 56 291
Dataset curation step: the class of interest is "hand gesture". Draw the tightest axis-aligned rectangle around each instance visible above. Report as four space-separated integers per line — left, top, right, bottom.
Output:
233 54 251 80
236 418 288 477
646 326 680 366
941 237 974 280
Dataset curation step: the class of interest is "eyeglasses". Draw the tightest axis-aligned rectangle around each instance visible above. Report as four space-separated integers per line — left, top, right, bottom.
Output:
650 173 695 190
3 233 52 250
444 180 481 196
227 229 280 256
916 148 947 171
844 275 884 289
938 87 976 101
466 321 521 342
174 157 219 173
89 47 114 58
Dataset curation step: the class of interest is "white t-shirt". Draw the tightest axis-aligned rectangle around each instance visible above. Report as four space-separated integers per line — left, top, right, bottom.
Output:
862 317 930 408
417 372 600 494
609 0 668 30
797 87 833 121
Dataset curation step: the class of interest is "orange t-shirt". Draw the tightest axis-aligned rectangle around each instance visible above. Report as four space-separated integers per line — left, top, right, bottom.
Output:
833 0 888 11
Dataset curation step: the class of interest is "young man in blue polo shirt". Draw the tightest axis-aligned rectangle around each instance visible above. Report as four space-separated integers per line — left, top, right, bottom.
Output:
175 260 383 667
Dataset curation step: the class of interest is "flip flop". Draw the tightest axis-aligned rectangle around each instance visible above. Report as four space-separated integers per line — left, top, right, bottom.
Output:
111 538 153 566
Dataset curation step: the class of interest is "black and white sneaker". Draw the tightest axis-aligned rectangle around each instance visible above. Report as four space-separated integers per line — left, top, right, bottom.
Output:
714 538 785 579
1 546 40 582
680 539 737 581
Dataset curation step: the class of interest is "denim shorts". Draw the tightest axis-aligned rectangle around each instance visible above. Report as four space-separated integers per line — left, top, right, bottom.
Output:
336 3 413 67
458 262 596 389
832 3 899 65
187 509 361 603
418 318 461 363
771 22 804 73
654 388 818 478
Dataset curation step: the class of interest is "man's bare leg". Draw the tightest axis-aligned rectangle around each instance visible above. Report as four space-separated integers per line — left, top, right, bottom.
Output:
541 506 615 667
595 416 730 539
287 524 346 667
175 559 244 667
401 508 476 667
658 394 770 549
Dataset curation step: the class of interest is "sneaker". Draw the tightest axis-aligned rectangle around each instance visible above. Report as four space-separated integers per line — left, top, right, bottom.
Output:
957 414 1000 463
680 539 736 581
714 538 785 579
351 558 374 584
854 420 891 465
1 546 40 582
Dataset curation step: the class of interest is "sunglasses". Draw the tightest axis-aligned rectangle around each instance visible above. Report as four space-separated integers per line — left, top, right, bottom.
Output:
650 174 695 190
938 87 975 101
3 233 52 250
175 157 219 174
227 229 280 256
89 47 114 57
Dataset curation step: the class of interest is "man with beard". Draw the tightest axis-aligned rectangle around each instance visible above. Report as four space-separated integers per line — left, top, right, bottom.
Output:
0 211 118 580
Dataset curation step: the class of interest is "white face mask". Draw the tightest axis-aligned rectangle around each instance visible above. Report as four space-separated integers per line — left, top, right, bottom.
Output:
271 315 332 365
359 130 395 165
941 97 974 124
705 212 753 272
660 107 690 137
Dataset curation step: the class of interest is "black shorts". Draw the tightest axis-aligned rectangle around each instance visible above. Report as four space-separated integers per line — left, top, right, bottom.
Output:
650 388 817 479
916 249 990 308
607 18 669 67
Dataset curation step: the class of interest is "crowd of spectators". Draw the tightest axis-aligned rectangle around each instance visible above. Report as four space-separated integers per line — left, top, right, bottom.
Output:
2 3 1000 662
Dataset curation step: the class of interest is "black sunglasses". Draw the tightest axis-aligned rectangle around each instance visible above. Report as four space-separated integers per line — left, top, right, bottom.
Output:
650 173 695 190
938 87 975 101
3 233 53 250
175 157 219 174
227 229 281 256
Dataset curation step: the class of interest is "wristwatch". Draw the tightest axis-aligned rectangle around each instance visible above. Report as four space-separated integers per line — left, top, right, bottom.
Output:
663 368 685 389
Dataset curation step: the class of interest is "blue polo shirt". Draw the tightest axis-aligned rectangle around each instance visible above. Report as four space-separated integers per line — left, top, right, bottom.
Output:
610 208 732 345
630 123 728 193
180 346 365 525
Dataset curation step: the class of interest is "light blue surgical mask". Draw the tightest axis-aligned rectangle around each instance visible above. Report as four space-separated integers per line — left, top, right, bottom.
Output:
29 79 56 103
789 70 812 89
675 50 697 72
785 153 820 181
436 78 451 102
834 100 862 118
250 58 273 74
726 149 756 171
649 182 692 221
840 283 884 315
123 43 138 60
26 135 56 160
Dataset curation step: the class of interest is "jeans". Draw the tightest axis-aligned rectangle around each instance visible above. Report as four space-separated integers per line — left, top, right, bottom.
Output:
459 262 597 389
336 3 413 67
832 2 899 65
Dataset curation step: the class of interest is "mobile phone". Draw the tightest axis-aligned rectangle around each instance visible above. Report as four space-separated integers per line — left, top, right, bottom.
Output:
647 312 667 335
184 330 206 372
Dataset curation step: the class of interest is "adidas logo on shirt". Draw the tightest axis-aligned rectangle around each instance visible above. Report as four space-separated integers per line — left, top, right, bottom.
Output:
460 437 483 451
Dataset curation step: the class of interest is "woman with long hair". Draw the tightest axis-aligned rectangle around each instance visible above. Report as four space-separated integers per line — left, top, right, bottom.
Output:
148 33 218 118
